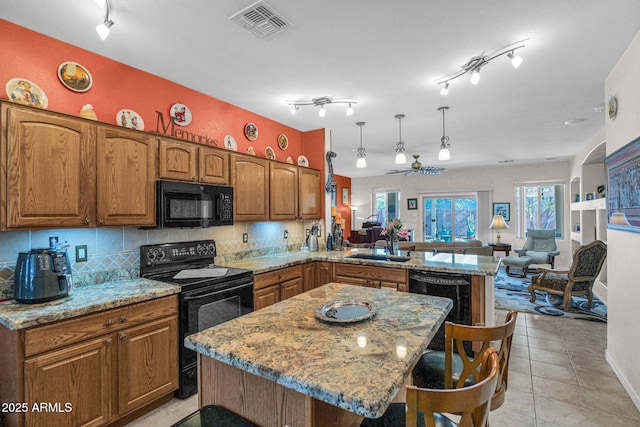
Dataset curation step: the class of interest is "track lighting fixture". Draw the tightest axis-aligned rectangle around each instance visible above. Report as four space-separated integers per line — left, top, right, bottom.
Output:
285 96 358 118
95 0 114 40
436 38 528 94
394 114 407 165
356 122 367 168
438 107 451 161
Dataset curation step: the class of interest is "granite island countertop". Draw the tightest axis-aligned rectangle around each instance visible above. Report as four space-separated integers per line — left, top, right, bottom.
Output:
0 278 180 330
220 247 500 276
185 282 453 418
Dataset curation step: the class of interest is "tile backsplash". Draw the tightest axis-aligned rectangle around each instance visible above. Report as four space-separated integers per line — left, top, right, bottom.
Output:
0 220 314 297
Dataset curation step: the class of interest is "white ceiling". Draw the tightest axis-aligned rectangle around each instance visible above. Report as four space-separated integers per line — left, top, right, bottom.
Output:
3 0 640 178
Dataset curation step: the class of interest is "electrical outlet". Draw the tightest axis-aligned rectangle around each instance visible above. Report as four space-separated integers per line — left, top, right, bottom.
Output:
284 230 289 239
75 245 88 262
243 233 248 243
306 229 310 237
49 236 59 247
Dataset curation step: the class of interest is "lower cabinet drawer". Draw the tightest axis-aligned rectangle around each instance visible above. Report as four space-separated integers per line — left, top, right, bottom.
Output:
24 296 178 357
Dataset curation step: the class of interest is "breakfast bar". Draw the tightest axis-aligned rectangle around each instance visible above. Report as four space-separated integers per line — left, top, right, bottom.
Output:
184 282 452 426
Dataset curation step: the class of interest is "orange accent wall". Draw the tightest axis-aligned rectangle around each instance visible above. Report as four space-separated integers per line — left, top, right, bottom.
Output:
332 174 353 235
0 19 308 163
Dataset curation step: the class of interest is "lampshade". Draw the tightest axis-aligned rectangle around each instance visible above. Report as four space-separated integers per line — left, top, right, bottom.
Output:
438 147 450 161
489 214 508 243
395 152 407 164
356 156 367 168
489 214 509 230
470 68 481 85
610 212 631 225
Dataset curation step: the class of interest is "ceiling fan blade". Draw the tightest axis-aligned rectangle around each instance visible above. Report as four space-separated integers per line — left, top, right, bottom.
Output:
419 166 446 175
385 170 409 174
405 170 417 176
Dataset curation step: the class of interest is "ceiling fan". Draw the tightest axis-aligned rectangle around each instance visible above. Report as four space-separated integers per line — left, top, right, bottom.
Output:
386 155 445 176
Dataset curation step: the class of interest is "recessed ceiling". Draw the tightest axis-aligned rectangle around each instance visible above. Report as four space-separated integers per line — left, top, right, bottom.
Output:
3 0 639 178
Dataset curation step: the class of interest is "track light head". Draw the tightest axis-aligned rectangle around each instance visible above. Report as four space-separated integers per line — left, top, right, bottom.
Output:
96 19 114 40
469 68 481 85
508 51 523 68
318 105 326 117
440 82 449 95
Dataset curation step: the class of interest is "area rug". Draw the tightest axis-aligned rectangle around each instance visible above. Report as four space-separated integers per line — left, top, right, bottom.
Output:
494 267 607 322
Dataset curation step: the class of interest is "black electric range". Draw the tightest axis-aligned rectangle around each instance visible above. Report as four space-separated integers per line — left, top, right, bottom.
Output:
140 240 253 398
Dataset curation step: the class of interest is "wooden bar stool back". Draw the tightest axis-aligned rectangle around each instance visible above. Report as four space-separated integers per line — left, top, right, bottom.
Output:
406 348 500 427
412 310 517 411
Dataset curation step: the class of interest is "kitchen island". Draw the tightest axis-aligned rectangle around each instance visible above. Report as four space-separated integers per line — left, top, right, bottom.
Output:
185 282 452 427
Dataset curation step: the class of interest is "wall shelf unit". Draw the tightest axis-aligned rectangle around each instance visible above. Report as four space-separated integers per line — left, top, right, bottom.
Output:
569 141 607 303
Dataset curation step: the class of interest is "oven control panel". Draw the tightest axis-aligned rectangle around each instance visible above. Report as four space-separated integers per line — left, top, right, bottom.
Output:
141 240 217 267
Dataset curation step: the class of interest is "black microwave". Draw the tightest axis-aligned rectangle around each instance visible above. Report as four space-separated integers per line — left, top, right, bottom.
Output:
153 180 234 228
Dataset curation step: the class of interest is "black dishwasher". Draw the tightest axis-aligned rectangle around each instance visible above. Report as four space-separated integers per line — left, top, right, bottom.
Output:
409 270 472 353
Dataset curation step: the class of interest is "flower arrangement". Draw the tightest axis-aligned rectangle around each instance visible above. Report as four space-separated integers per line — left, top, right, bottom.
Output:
379 219 409 241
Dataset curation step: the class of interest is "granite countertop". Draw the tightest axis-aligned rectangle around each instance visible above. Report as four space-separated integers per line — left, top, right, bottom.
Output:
0 278 180 330
221 247 500 276
185 282 452 418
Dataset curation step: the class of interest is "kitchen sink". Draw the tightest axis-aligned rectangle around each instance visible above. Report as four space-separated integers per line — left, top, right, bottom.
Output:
347 253 411 263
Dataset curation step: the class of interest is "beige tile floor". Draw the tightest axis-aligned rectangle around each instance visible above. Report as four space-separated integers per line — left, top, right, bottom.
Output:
126 309 640 427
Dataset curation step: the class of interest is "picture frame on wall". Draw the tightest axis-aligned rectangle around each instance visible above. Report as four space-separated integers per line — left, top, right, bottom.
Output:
407 198 418 210
493 202 510 222
606 135 640 233
342 187 349 204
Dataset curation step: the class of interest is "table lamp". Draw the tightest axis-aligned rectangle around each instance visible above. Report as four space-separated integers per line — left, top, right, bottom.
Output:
611 212 631 225
489 214 509 244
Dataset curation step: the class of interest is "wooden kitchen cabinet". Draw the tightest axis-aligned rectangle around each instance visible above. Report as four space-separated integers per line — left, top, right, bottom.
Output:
158 138 229 185
0 295 178 427
1 103 95 229
231 153 269 221
0 103 157 229
96 125 157 227
298 167 321 220
270 162 298 220
334 263 408 292
253 265 304 309
303 261 334 292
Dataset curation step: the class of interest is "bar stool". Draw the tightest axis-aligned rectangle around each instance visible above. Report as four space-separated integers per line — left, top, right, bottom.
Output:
170 404 258 427
361 348 500 427
411 310 517 411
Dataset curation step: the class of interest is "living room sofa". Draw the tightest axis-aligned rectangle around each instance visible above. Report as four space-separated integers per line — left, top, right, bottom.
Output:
396 240 493 256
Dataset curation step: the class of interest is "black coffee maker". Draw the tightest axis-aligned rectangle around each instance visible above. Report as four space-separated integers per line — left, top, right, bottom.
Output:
13 249 72 303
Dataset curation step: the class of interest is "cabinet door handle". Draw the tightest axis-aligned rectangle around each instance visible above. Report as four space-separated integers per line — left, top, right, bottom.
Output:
119 333 127 340
98 219 105 225
105 319 113 326
119 316 127 323
192 176 197 181
105 338 112 346
84 218 91 225
200 176 205 182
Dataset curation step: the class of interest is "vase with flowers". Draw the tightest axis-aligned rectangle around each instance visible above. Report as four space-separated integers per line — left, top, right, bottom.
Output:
379 219 410 254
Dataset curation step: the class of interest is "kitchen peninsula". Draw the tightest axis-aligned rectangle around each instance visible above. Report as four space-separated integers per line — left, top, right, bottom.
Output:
185 282 452 426
222 248 499 328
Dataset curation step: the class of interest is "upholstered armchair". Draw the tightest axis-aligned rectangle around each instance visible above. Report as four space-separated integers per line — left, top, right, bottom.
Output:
528 240 607 311
515 229 560 268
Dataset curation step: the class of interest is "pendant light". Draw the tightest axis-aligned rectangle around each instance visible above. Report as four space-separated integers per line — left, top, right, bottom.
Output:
356 122 367 168
438 106 451 161
394 114 407 164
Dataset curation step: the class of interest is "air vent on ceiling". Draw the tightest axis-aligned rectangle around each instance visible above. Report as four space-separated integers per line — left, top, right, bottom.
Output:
230 1 291 39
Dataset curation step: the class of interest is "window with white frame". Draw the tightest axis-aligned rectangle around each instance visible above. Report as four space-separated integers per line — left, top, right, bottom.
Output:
373 191 400 225
515 183 564 238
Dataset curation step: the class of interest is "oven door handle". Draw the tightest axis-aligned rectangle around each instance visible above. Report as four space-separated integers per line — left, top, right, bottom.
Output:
183 283 252 301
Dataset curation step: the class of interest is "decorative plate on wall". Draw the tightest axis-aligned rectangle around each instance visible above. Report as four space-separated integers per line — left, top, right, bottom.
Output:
244 122 258 141
278 134 288 150
265 146 276 160
169 103 192 126
6 78 48 108
57 62 92 92
297 155 309 167
116 109 144 131
223 135 237 151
